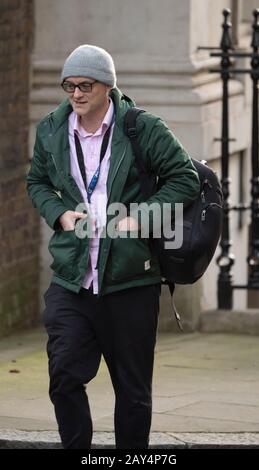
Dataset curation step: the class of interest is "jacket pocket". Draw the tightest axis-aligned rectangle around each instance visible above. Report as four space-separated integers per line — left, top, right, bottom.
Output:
48 230 80 280
111 235 152 281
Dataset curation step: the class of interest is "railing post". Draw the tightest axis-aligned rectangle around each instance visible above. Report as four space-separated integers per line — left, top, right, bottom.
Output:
247 9 259 288
217 9 235 309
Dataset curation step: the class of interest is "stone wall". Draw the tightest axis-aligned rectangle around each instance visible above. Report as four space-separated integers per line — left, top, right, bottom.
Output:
0 0 39 336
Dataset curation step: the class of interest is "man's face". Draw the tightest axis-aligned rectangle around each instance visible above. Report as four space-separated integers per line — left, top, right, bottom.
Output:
63 76 110 118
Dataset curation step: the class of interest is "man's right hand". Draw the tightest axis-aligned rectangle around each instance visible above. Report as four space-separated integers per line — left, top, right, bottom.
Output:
59 211 87 231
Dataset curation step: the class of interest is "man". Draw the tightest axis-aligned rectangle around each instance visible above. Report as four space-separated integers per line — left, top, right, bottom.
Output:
26 45 200 449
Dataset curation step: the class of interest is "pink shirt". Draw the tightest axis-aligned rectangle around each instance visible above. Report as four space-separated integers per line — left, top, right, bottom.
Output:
68 99 115 294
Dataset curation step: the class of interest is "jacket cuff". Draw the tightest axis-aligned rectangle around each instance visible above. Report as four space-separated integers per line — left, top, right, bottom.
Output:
45 205 67 230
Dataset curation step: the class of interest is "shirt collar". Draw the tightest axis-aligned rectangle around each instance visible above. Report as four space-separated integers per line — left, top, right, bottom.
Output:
71 98 114 138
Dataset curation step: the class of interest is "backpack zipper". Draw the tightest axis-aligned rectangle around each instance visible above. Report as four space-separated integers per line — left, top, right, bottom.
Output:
201 203 222 222
201 179 213 204
203 178 213 189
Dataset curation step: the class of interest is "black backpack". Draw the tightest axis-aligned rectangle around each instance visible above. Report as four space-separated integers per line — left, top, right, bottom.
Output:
124 107 223 329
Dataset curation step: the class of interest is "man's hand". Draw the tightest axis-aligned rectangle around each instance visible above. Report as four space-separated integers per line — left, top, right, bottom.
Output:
59 211 87 231
116 216 139 231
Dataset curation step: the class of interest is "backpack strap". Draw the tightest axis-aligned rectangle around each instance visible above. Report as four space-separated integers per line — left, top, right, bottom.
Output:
124 107 183 332
168 282 184 332
124 108 153 199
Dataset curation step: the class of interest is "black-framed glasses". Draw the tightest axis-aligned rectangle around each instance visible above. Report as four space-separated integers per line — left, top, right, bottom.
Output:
61 80 97 93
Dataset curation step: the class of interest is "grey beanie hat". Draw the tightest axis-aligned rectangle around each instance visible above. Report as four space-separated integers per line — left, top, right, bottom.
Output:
61 44 116 88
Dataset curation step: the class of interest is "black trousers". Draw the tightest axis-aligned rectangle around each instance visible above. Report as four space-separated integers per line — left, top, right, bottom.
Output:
43 282 160 449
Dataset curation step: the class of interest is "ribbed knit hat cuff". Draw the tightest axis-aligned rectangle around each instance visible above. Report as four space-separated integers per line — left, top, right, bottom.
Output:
61 66 115 87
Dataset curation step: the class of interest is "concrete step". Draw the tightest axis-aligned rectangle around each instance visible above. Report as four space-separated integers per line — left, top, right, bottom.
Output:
1 431 259 449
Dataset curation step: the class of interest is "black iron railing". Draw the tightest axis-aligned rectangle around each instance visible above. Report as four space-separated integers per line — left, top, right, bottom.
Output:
199 9 259 309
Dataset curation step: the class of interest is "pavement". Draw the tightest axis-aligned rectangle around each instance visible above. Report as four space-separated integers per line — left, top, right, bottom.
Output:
1 326 259 449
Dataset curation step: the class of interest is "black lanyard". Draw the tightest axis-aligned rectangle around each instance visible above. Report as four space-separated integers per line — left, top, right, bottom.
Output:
74 117 114 203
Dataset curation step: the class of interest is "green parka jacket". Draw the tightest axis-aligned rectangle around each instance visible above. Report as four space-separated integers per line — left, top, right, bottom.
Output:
26 87 200 296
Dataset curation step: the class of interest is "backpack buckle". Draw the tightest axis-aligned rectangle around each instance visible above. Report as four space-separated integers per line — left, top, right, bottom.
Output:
127 127 137 138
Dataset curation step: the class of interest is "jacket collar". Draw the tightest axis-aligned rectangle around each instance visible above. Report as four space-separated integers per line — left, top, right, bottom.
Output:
49 87 135 134
45 88 136 204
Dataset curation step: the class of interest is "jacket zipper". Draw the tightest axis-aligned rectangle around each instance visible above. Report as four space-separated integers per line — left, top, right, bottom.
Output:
97 146 127 295
96 145 127 270
51 153 81 205
107 146 127 201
